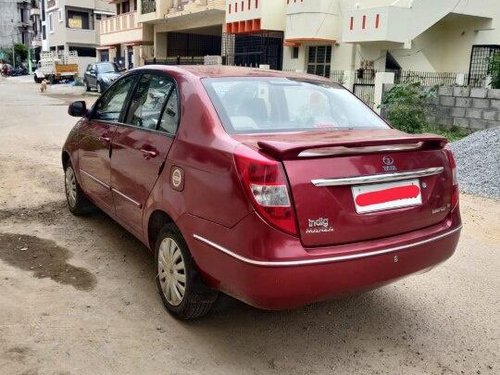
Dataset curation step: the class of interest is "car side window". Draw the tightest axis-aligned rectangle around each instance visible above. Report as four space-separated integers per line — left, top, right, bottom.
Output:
93 75 137 122
158 89 179 135
124 74 173 130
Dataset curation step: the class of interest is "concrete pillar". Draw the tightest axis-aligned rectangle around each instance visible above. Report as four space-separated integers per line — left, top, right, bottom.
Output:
343 70 356 92
374 72 395 114
156 33 167 59
124 47 130 69
109 47 117 63
133 45 141 67
456 73 466 86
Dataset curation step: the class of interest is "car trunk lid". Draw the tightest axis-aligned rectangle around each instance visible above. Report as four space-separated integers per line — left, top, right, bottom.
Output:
235 129 453 247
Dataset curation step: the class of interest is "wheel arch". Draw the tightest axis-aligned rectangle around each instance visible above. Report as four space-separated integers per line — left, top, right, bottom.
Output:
147 209 176 251
62 150 70 169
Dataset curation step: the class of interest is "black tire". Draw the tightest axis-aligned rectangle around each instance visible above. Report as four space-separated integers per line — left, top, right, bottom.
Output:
155 224 217 320
34 75 42 83
64 163 93 216
48 75 54 85
84 79 90 92
97 81 103 94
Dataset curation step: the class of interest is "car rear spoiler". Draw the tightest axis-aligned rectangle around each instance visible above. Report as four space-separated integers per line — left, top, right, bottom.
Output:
257 134 448 159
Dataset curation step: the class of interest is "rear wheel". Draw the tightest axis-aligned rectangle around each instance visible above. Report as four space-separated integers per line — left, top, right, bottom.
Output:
155 224 217 320
64 163 93 216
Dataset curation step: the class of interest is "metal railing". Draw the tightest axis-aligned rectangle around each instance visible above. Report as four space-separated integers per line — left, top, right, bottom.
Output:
330 70 345 84
144 56 206 65
395 71 460 86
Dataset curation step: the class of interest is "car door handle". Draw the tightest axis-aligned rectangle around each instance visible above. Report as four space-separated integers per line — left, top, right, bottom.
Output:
140 149 158 159
99 136 111 143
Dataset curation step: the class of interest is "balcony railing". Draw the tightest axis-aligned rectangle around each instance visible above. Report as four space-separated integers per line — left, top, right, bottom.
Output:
141 0 156 14
100 12 138 34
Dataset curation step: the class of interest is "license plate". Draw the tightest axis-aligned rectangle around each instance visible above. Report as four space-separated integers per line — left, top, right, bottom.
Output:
352 179 422 214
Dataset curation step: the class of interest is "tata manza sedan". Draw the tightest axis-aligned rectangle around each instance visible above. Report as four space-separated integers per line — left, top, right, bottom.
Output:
62 66 461 319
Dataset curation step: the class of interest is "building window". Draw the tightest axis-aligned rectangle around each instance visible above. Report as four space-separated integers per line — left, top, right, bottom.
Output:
67 10 90 30
58 9 63 22
141 0 156 14
307 46 332 78
468 45 500 87
48 13 54 33
291 46 299 59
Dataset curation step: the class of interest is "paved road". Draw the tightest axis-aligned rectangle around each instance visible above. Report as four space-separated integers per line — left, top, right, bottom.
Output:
0 76 499 375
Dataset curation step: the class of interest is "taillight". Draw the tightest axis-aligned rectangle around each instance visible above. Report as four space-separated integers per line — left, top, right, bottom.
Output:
234 145 298 236
444 144 459 211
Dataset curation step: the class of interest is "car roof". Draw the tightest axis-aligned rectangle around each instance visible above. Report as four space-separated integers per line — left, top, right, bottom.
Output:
133 65 336 84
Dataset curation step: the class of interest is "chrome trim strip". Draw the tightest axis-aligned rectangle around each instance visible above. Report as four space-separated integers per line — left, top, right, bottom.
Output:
111 188 142 208
311 167 444 187
193 226 462 267
80 169 110 190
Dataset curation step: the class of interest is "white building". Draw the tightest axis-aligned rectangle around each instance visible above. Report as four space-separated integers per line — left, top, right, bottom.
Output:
225 0 500 86
97 0 154 69
41 0 115 75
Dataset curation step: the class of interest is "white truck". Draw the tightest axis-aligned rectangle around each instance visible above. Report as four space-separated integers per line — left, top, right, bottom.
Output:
34 51 79 83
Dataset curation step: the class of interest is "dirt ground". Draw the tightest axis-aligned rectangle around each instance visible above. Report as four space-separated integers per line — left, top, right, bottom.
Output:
0 75 499 375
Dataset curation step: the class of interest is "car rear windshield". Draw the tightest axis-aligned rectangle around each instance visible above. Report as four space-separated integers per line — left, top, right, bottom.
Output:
202 77 388 134
98 63 117 73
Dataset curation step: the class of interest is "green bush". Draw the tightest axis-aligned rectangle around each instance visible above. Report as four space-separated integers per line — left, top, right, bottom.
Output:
489 52 500 89
380 82 436 134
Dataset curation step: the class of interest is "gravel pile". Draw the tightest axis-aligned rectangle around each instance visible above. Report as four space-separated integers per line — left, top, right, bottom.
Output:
450 127 500 200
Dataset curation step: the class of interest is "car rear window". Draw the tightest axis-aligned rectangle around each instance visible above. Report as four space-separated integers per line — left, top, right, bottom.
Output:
202 77 389 134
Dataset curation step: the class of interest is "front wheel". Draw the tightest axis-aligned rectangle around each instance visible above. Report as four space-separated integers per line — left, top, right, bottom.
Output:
64 164 93 215
97 81 103 94
155 224 217 320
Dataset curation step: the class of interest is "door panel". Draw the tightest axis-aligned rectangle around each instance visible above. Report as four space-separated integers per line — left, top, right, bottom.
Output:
79 121 116 211
111 73 178 233
111 129 174 233
78 74 139 212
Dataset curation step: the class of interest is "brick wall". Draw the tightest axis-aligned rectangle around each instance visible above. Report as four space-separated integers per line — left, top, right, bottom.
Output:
434 87 500 130
383 85 500 131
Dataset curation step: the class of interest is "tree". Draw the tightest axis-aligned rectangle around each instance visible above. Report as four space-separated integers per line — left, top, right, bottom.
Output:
489 52 500 89
380 82 436 134
13 43 29 63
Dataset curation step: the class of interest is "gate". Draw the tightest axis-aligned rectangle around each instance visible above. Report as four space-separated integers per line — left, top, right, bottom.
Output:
353 70 376 108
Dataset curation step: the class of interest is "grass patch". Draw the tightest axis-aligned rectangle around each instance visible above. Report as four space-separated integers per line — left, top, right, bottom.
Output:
422 125 471 142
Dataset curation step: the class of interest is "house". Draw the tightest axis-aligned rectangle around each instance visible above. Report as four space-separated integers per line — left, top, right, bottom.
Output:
136 0 226 65
225 0 500 87
0 0 33 51
41 0 115 76
97 0 154 68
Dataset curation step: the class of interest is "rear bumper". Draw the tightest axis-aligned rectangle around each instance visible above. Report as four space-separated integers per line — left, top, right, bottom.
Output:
191 224 461 310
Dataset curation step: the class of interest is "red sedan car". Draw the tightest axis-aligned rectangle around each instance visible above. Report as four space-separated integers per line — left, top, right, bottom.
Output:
63 66 461 319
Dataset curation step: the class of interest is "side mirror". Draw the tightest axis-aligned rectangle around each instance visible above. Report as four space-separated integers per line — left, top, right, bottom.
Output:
68 101 87 117
90 70 96 75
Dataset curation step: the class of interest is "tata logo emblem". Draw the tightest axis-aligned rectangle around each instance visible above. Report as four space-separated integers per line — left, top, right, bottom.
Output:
382 155 397 172
383 155 394 165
